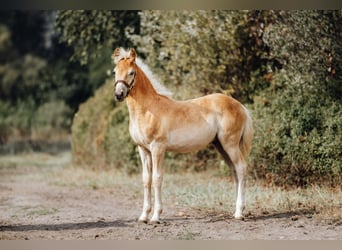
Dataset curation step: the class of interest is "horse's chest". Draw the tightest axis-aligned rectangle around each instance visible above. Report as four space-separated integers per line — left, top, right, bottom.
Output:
129 117 158 146
129 119 144 145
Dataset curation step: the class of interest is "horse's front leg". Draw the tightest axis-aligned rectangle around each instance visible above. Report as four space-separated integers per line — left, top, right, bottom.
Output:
150 144 166 223
137 146 152 223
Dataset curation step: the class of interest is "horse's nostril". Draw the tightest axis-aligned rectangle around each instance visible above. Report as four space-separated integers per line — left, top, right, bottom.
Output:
115 91 122 97
118 92 125 99
114 91 125 102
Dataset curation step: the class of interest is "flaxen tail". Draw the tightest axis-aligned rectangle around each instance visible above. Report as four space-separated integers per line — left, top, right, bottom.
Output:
240 106 254 159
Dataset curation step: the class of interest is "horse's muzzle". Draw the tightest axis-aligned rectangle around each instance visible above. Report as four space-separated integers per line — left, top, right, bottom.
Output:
114 92 126 102
114 81 129 101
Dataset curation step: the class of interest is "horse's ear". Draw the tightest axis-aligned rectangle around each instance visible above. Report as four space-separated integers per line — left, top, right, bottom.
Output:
112 48 122 64
129 48 136 61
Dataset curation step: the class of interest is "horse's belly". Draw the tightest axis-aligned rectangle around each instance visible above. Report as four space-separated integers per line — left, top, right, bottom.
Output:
167 126 216 153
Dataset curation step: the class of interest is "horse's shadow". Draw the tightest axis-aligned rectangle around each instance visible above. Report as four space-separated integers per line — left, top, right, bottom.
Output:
190 208 316 223
0 219 134 232
0 209 316 232
243 208 316 222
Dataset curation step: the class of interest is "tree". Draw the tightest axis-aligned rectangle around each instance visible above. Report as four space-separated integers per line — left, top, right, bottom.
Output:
0 11 95 144
55 10 140 64
129 10 278 102
0 12 50 142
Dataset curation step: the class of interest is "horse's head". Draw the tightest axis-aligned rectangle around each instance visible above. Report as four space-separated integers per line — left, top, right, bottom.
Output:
112 48 137 101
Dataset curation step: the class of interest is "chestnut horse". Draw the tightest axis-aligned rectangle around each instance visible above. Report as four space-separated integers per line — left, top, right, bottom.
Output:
112 48 253 223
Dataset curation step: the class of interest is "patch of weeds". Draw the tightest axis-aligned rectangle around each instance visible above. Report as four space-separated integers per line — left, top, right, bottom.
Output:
26 207 59 216
87 179 99 190
174 230 201 240
0 161 17 168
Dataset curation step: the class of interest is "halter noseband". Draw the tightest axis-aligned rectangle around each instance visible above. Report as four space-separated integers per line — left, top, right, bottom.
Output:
114 79 133 90
114 72 136 93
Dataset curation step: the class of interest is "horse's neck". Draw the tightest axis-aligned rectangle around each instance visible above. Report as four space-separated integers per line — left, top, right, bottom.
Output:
126 69 159 113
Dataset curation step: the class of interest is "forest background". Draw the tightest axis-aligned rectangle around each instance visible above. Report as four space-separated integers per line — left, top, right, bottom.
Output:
0 10 341 187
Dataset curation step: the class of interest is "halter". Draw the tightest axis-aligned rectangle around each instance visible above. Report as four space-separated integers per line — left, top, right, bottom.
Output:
114 72 136 93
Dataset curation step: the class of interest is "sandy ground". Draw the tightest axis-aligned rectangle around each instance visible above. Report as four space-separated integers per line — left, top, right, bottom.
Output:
0 154 341 240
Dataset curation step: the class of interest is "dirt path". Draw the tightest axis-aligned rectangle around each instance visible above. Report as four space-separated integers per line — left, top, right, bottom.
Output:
0 153 341 240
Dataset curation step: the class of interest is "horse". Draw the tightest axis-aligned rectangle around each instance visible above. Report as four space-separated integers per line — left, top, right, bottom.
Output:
112 48 254 223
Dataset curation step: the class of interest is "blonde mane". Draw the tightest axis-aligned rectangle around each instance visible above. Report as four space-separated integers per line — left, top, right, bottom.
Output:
136 58 173 98
115 48 173 98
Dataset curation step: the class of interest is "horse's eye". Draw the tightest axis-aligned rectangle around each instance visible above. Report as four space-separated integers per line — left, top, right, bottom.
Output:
113 70 116 76
129 71 136 76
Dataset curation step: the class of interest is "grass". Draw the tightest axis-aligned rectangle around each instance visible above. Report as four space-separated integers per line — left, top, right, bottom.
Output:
26 207 59 216
1 151 341 224
0 151 70 169
8 206 59 220
174 230 201 240
164 172 341 224
50 164 342 224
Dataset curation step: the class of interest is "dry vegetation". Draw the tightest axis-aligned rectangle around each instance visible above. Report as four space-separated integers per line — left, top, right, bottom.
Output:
57 166 342 225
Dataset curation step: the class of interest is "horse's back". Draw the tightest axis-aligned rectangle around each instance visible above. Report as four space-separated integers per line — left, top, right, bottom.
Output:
189 93 246 120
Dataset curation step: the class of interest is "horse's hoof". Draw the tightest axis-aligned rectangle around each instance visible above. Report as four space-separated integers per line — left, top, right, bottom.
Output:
233 215 244 220
137 218 148 224
149 219 161 225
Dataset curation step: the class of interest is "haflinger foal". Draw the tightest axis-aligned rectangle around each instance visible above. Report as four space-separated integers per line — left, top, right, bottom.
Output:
112 48 253 223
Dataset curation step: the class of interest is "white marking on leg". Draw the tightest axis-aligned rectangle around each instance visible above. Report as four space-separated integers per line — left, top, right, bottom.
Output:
233 159 247 219
150 144 165 223
226 147 247 219
138 146 152 222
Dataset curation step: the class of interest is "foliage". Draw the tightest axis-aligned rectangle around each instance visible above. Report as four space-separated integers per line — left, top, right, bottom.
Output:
55 10 140 65
251 10 342 187
71 80 139 173
32 101 72 132
0 22 46 102
0 11 115 146
129 10 278 102
0 15 50 142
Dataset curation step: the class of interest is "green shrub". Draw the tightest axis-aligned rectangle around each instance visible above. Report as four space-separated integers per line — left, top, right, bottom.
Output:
250 10 342 187
0 98 72 146
71 79 143 173
71 79 114 168
251 86 342 187
0 98 36 141
30 100 72 141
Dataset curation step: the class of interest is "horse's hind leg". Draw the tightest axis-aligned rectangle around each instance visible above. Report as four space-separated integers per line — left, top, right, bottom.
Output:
214 139 247 219
229 147 247 219
213 139 237 183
